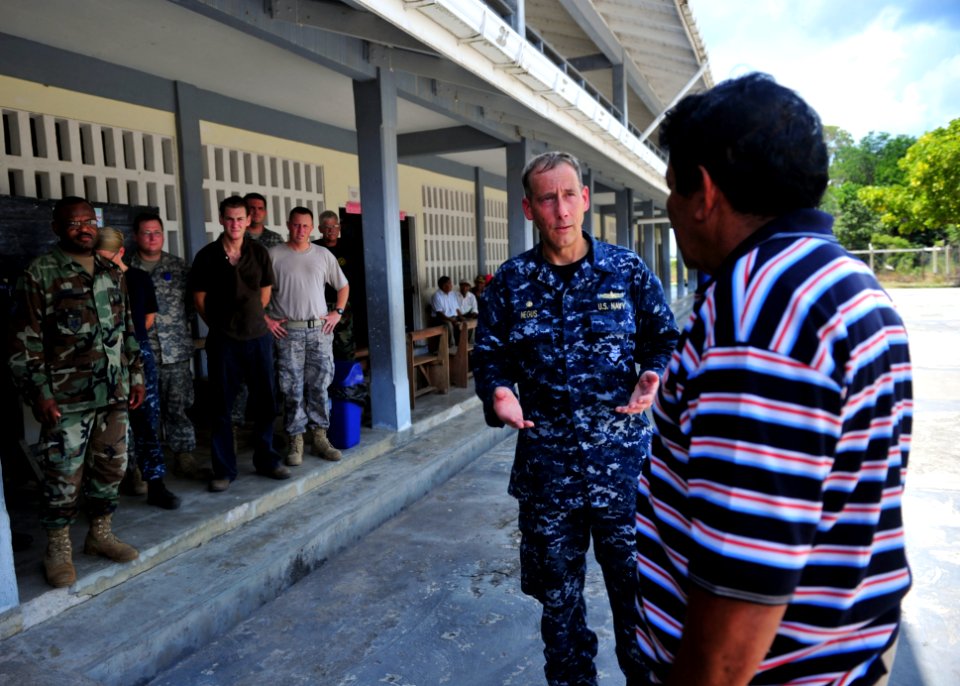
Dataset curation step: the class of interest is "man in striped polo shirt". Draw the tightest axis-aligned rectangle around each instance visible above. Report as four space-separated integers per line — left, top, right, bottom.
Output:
635 73 912 685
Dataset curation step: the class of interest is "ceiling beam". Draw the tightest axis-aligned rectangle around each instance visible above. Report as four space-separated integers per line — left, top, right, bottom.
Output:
269 0 433 53
555 0 663 115
567 53 612 72
398 126 503 157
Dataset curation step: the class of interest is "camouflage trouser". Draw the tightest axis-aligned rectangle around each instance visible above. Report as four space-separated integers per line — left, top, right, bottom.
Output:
518 499 645 686
129 340 166 481
159 359 196 452
276 327 335 435
38 405 128 529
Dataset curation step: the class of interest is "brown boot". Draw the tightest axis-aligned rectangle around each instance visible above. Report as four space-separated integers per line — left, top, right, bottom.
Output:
310 427 342 461
83 514 139 562
119 467 147 496
286 433 304 466
174 451 212 480
44 527 76 588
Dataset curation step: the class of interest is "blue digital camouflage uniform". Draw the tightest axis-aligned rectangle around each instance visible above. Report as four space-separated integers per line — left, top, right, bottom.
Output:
9 247 143 529
473 232 679 686
126 250 197 454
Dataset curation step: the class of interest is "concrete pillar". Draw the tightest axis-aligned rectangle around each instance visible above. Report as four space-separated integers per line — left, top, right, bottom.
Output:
675 249 687 298
474 167 487 276
0 461 18 613
505 0 525 37
658 224 672 300
174 82 206 263
613 63 627 124
582 167 594 237
642 225 656 270
353 70 411 431
174 81 208 375
615 188 633 250
506 139 533 257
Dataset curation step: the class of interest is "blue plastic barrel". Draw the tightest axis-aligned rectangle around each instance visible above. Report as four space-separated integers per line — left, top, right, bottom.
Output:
329 361 364 449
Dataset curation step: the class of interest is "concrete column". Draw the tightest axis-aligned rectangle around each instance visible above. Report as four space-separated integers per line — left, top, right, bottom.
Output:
474 167 487 276
642 225 656 270
613 63 627 124
581 167 594 237
505 0 525 37
354 70 411 431
506 139 533 257
174 82 206 263
658 224 672 301
174 81 209 376
675 248 687 298
615 188 633 250
0 461 18 613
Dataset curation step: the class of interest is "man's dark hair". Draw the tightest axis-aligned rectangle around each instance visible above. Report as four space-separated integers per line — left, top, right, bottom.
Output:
438 275 451 288
53 196 93 223
318 210 339 223
289 206 313 221
134 212 164 233
243 192 266 205
659 72 828 216
219 195 248 217
521 151 583 199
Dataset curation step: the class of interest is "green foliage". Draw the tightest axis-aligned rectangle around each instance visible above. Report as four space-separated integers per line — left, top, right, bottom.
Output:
898 119 960 241
830 182 880 250
830 131 915 187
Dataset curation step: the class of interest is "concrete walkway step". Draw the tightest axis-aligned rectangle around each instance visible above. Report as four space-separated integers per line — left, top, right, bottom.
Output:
0 396 509 685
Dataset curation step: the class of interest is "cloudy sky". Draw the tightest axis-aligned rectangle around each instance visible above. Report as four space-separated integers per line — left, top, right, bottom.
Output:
687 0 960 140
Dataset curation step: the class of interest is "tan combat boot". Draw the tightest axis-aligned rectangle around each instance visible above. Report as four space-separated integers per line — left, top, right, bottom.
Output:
44 526 76 588
311 427 342 461
174 451 211 480
83 514 139 562
286 433 304 466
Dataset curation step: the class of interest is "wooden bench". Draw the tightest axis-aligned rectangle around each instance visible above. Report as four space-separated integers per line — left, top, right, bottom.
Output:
406 326 450 408
450 318 477 387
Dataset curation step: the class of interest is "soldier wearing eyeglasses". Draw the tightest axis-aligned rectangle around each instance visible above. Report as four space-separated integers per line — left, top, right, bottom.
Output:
125 213 202 480
8 196 145 588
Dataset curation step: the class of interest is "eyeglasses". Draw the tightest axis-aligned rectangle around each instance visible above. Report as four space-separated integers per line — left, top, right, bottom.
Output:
64 219 98 228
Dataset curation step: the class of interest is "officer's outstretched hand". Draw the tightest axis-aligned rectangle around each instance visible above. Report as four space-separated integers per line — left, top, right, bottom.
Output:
493 386 534 429
615 370 660 414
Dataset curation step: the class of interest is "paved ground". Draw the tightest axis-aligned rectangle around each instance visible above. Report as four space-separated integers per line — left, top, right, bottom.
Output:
147 287 959 686
886 288 960 686
147 435 629 686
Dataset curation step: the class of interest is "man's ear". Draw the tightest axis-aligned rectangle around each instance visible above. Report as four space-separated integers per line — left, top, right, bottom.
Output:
521 196 534 221
696 165 720 220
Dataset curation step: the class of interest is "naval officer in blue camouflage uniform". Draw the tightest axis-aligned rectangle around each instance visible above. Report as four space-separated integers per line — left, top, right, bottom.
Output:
474 152 679 686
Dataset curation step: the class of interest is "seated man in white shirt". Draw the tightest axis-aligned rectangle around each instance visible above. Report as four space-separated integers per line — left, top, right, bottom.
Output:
456 280 479 319
430 275 461 345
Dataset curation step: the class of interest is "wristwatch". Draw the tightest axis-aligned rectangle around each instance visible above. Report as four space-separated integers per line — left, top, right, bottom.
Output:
335 307 345 315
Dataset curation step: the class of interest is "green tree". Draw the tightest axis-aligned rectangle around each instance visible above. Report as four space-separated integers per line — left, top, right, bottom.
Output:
859 119 960 244
900 119 960 242
826 130 914 249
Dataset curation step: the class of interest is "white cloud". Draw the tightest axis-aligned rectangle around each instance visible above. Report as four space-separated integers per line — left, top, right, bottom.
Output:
689 1 960 139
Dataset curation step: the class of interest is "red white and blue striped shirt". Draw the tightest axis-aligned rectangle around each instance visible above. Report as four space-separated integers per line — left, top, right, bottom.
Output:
636 209 912 685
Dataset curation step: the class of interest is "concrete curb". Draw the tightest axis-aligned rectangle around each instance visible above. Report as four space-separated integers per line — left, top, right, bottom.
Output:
0 408 511 686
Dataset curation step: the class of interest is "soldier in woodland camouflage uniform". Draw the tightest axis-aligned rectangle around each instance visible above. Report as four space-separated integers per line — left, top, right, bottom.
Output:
473 153 679 686
125 213 204 478
9 197 145 588
266 207 349 464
